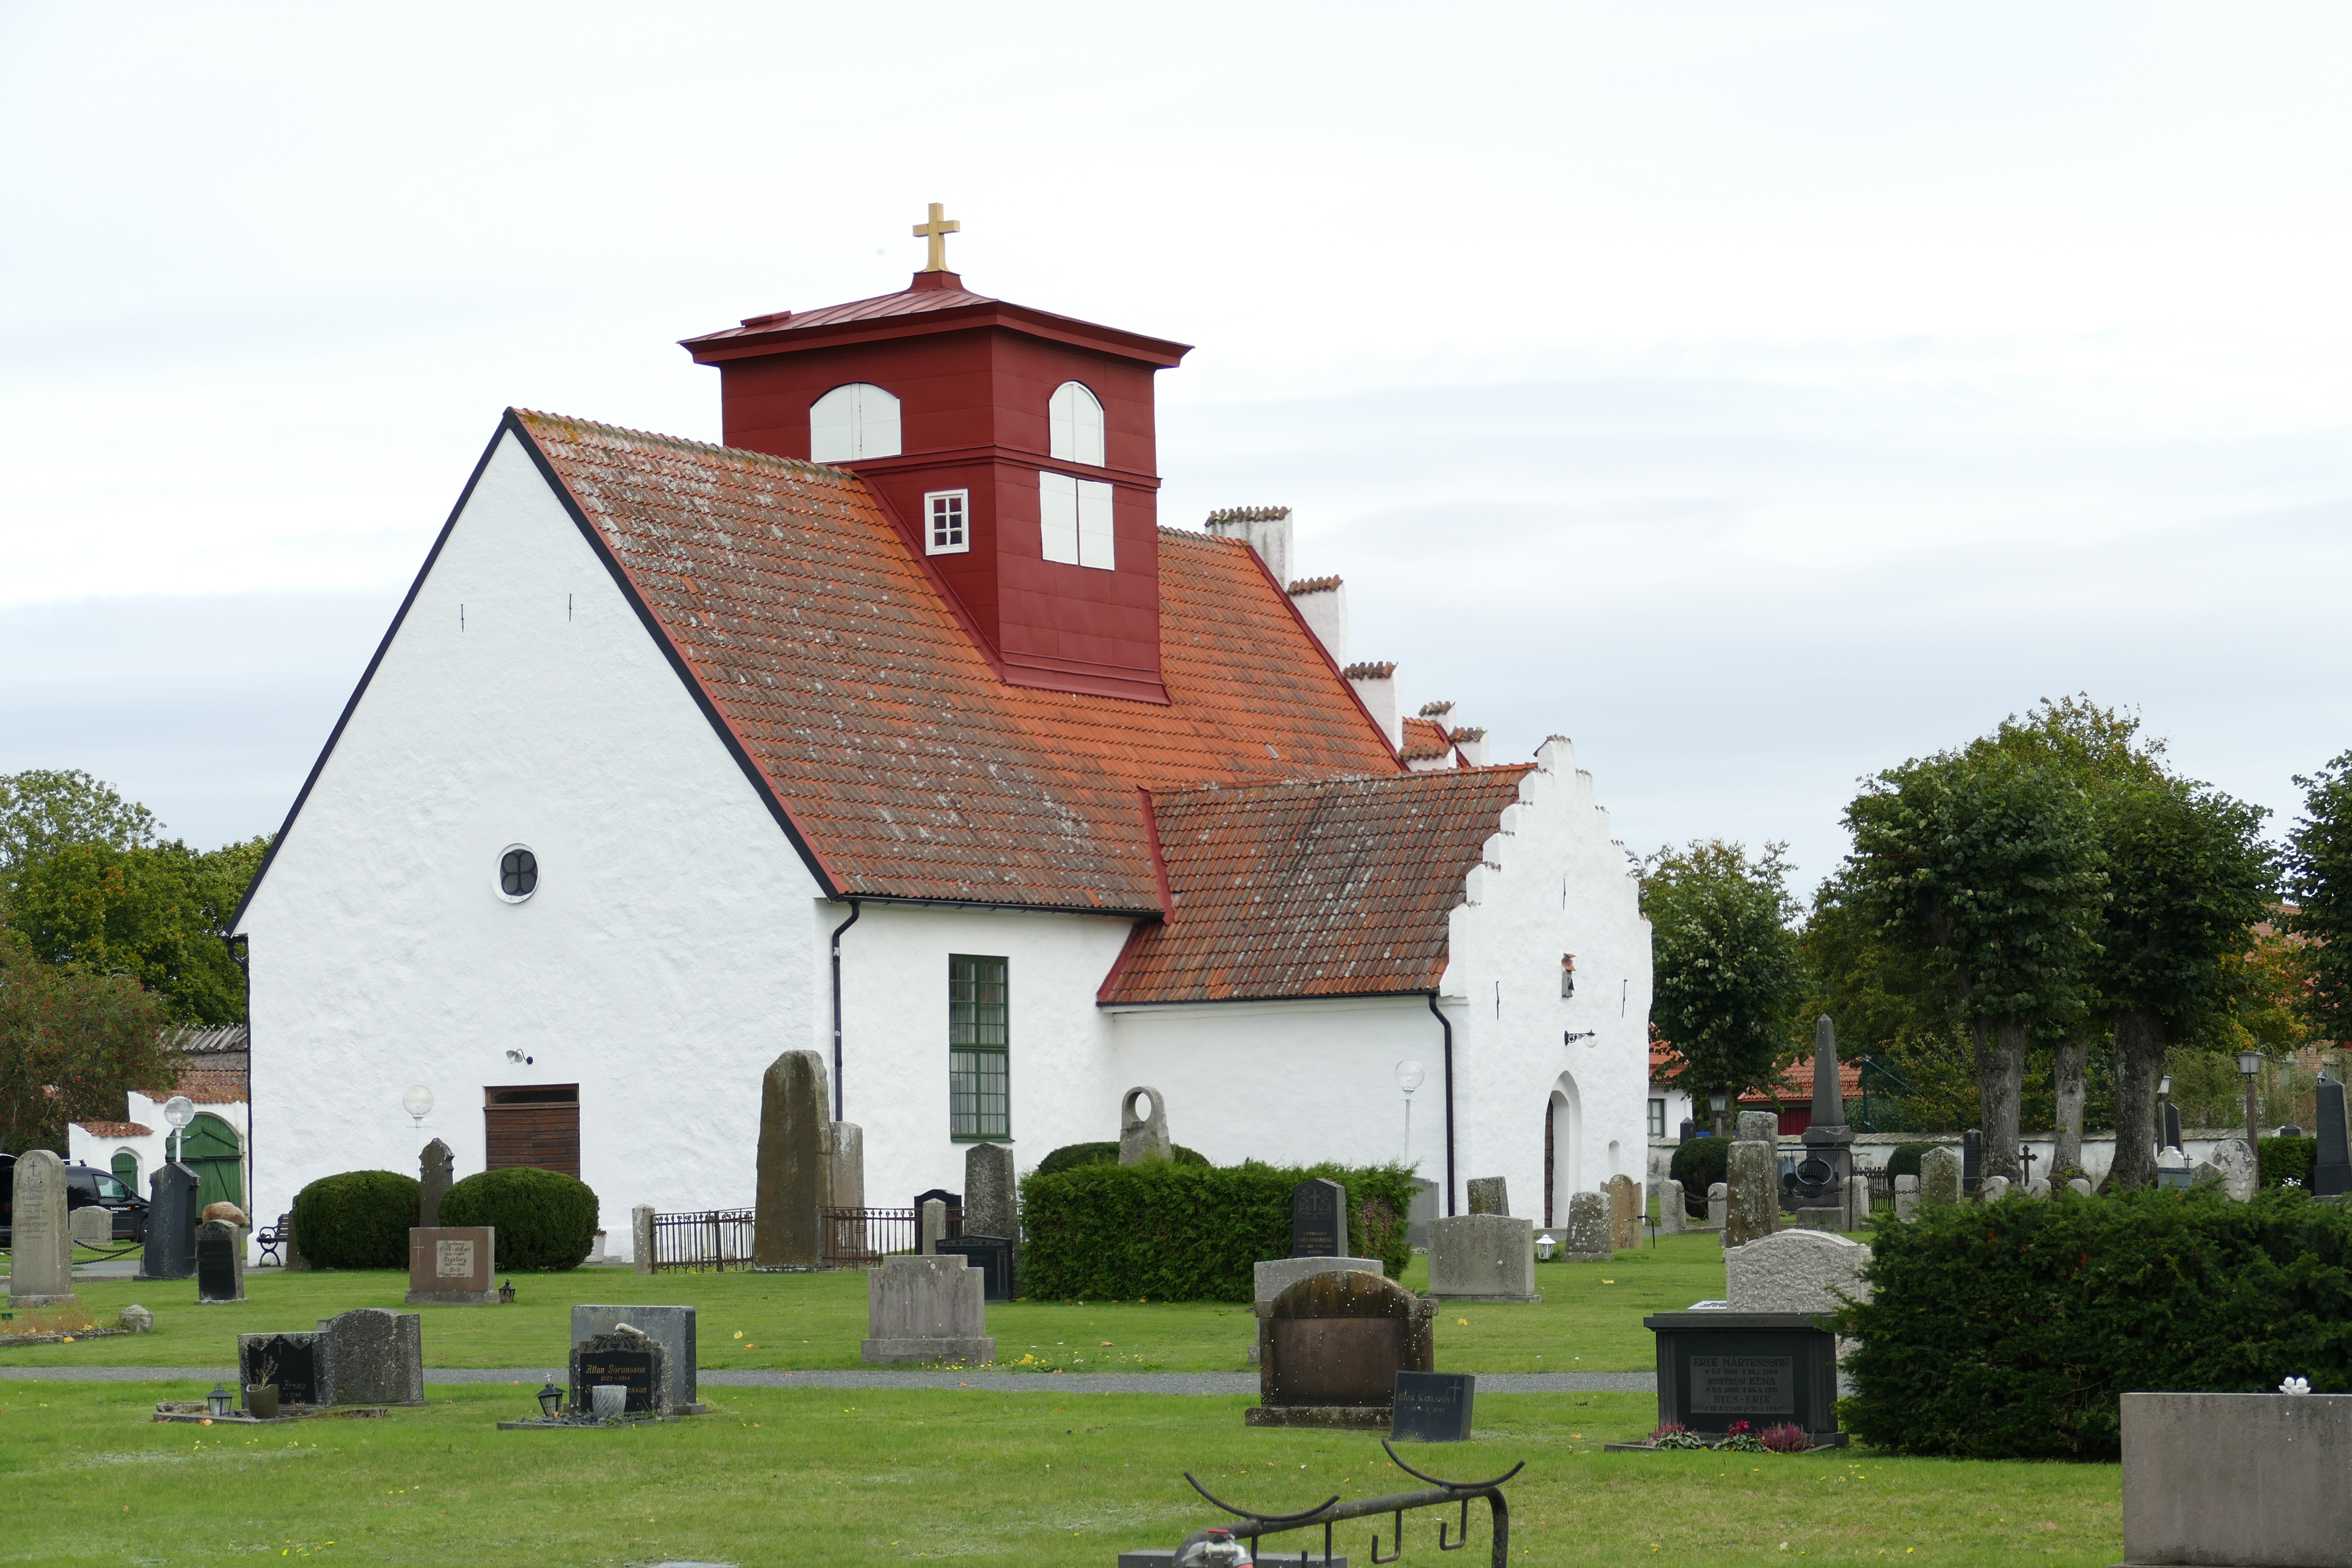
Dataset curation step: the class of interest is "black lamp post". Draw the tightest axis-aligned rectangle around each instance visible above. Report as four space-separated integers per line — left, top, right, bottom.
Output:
2238 1052 2265 1158
536 1376 564 1421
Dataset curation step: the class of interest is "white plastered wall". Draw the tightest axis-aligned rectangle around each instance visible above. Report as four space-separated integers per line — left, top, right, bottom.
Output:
236 430 828 1259
1437 738 1652 1228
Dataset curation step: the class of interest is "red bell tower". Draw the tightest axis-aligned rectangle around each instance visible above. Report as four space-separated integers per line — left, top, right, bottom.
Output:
680 208 1192 704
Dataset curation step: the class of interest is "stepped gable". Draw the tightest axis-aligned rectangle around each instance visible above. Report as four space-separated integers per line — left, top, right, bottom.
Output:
517 411 1401 911
1101 765 1537 1004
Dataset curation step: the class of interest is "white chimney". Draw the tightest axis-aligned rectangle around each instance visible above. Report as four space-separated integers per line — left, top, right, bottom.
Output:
1287 575 1348 665
1450 726 1489 766
1344 661 1403 752
1204 505 1293 589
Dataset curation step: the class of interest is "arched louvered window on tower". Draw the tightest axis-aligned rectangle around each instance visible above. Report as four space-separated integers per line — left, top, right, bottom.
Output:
809 382 903 463
1048 381 1105 467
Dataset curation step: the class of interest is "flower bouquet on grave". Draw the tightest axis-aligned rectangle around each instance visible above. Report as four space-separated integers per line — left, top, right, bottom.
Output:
1648 1422 1709 1450
1716 1419 1766 1453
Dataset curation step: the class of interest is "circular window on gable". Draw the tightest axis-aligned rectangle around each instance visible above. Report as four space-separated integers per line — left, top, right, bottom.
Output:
497 846 539 902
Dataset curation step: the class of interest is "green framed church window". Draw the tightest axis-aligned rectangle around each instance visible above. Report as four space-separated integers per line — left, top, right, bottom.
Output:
949 955 1009 1140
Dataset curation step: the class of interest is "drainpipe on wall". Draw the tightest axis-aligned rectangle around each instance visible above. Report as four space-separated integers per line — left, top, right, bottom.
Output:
1426 991 1456 1216
228 935 252 1229
828 901 862 1122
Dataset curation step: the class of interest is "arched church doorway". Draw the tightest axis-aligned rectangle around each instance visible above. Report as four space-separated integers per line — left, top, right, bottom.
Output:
181 1112 244 1212
1545 1073 1582 1228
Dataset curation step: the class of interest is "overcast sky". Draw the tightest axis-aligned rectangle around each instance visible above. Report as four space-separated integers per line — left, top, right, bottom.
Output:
4 1 2347 891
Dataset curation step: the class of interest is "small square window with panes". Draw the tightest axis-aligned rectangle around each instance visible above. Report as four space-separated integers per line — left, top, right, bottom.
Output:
925 489 969 554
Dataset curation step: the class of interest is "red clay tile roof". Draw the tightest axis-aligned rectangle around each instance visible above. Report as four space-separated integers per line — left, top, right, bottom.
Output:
1400 716 1455 763
1099 766 1536 1004
1289 576 1342 595
519 412 1405 910
74 1121 152 1138
1648 1038 1859 1100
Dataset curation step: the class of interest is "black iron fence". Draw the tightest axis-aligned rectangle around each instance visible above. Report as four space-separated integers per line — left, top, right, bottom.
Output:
1864 1166 1899 1213
819 1205 961 1267
646 1208 755 1273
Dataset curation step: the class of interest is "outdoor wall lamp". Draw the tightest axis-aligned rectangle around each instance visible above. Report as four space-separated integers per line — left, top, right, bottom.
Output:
205 1384 234 1418
536 1376 564 1420
2236 1051 2264 1079
2158 1074 2172 1098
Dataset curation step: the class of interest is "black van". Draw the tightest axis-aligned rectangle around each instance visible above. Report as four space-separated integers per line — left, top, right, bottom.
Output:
0 1154 149 1245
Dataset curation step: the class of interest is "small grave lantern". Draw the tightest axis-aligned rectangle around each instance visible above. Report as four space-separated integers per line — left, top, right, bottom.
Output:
205 1383 234 1418
536 1375 564 1419
499 1279 516 1304
1535 1234 1556 1261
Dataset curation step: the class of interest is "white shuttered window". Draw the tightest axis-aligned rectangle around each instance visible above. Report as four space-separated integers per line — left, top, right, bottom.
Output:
1048 381 1106 467
809 382 902 462
1038 472 1115 570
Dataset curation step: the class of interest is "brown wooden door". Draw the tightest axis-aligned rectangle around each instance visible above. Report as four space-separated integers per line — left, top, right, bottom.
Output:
484 1085 580 1177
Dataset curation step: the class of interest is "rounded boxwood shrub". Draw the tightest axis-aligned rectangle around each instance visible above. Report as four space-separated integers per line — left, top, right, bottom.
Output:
1034 1140 1210 1178
437 1166 599 1271
291 1170 419 1269
1668 1136 1730 1216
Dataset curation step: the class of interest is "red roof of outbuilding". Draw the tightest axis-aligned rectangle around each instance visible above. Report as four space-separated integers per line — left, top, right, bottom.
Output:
1400 715 1456 764
518 411 1405 911
1100 766 1536 1004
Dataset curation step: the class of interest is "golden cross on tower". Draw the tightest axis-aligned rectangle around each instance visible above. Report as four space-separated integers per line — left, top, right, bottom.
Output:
912 202 960 273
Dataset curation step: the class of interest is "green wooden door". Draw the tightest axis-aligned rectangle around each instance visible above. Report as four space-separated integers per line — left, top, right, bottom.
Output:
110 1151 139 1192
182 1113 244 1212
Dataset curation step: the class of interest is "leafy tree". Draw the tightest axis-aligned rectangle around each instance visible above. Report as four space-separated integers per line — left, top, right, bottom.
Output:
0 929 174 1154
2286 751 2352 1040
3 836 266 1024
1842 744 2104 1180
2097 777 2276 1191
0 769 158 882
1642 840 1804 1129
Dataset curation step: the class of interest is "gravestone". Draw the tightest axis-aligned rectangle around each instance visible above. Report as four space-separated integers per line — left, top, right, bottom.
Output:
316 1308 426 1406
405 1225 497 1305
2315 1079 2352 1197
195 1218 246 1304
1643 1309 1843 1445
1725 1228 1871 1318
1893 1172 1919 1221
631 1204 655 1275
239 1332 322 1405
1119 1086 1172 1164
418 1138 454 1227
826 1119 864 1215
1253 1256 1385 1303
2024 1178 2052 1199
2121 1393 2352 1568
1920 1146 1962 1206
1980 1174 2011 1201
937 1235 1016 1301
1606 1174 1642 1251
2069 1176 2095 1197
68 1204 114 1249
1391 1370 1474 1443
751 1049 831 1268
1962 1129 1983 1194
861 1255 993 1364
1405 1178 1440 1250
1706 1182 1728 1228
1659 1176 1687 1235
1724 1139 1778 1248
137 1162 197 1281
2163 1101 2185 1153
1558 1190 1612 1261
1291 1178 1348 1258
7 1150 76 1306
1249 1270 1435 1429
919 1198 947 1255
963 1142 1016 1243
1466 1176 1509 1216
1737 1111 1780 1144
2210 1138 2258 1202
2190 1160 2223 1189
1427 1214 1541 1300
571 1324 666 1417
572 1304 702 1413
282 1210 309 1271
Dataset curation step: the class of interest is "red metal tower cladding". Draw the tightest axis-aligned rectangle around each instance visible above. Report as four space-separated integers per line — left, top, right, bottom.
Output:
682 265 1191 704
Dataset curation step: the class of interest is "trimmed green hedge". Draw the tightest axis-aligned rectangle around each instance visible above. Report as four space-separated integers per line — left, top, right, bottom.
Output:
1668 1137 1729 1217
1032 1140 1210 1178
437 1167 599 1271
291 1170 418 1269
1885 1142 1940 1180
1018 1161 1418 1301
2261 1136 2318 1190
1840 1188 2352 1458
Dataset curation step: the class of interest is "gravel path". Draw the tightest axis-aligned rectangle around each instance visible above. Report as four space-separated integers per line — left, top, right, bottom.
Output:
0 1366 1655 1393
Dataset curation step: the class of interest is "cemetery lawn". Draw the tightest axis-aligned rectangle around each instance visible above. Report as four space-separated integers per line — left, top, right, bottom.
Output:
0 1234 1738 1374
0 1379 2120 1567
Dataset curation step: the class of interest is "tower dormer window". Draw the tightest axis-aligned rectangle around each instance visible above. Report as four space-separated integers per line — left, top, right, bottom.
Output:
1039 472 1115 570
925 489 969 554
1048 382 1105 467
809 382 902 463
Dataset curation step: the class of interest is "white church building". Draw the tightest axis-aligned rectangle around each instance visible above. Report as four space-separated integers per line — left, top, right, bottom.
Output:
232 220 1654 1259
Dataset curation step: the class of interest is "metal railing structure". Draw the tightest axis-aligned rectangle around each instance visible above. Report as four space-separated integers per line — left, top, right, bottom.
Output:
819 1206 961 1267
1863 1164 1900 1213
646 1208 756 1273
1182 1441 1521 1568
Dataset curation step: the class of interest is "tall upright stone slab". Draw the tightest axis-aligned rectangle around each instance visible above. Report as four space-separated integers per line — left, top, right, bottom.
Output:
195 1218 246 1304
1466 1176 1510 1216
1559 1190 1612 1261
752 1050 831 1269
1725 1138 1778 1249
2209 1138 2257 1202
7 1150 76 1306
1606 1174 1642 1251
1706 1182 1727 1229
137 1161 199 1281
1920 1146 1962 1206
963 1142 1016 1241
919 1198 947 1255
1119 1086 1172 1164
1798 1015 1857 1229
418 1138 455 1227
1291 1178 1347 1258
2315 1078 2352 1198
1659 1176 1687 1235
1962 1129 1983 1195
1736 1110 1780 1144
2162 1100 2185 1154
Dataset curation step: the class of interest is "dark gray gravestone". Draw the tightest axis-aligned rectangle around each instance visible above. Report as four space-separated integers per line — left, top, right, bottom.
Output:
911 1189 961 1237
1391 1370 1474 1442
572 1326 665 1415
418 1138 455 1227
2315 1079 2351 1198
963 1142 1016 1242
2163 1101 2185 1154
1250 1270 1435 1430
937 1235 1014 1301
195 1219 246 1303
1962 1129 1983 1194
570 1306 702 1413
317 1308 425 1406
138 1162 200 1281
1643 1310 1843 1444
239 1332 321 1405
1291 1178 1346 1258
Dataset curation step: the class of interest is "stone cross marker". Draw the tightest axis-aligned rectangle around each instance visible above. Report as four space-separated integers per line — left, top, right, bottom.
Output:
1606 1174 1642 1251
195 1217 246 1304
2315 1078 2352 1197
1466 1176 1509 1216
963 1142 1016 1240
752 1050 832 1268
1291 1178 1347 1258
8 1150 76 1306
418 1138 455 1227
1119 1087 1172 1164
